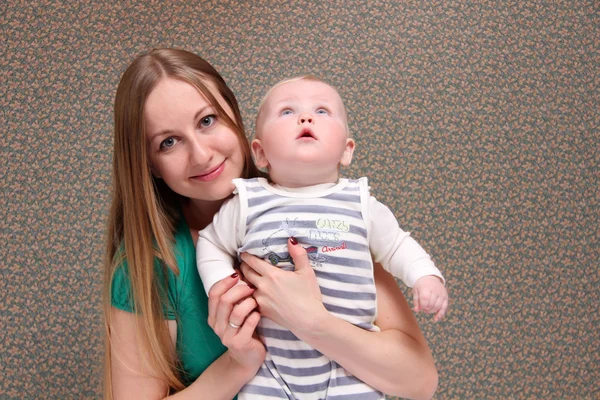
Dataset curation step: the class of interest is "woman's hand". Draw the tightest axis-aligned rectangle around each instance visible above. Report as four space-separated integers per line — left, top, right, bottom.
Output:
207 273 266 370
241 241 438 399
239 238 328 331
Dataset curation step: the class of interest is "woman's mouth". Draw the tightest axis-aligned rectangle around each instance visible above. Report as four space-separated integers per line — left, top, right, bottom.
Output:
191 161 225 182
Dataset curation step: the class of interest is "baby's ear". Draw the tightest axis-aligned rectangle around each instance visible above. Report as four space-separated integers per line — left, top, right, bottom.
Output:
340 138 355 167
251 139 269 169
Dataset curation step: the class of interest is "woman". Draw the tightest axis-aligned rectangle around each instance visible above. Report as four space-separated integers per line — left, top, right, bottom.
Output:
103 48 438 399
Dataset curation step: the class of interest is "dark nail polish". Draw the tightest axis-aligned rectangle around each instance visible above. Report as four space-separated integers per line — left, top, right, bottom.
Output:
289 237 298 245
230 272 239 278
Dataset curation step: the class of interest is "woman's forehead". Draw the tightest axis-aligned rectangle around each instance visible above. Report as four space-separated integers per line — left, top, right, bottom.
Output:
145 78 230 115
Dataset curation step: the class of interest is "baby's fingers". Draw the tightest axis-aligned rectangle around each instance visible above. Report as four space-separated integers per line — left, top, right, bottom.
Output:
412 287 421 312
429 294 444 313
419 289 435 312
433 298 449 322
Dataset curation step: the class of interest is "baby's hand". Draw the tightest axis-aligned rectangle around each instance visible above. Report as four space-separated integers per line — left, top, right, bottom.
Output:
412 275 448 322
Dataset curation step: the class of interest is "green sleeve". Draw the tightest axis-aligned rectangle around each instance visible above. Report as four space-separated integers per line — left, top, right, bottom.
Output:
110 258 177 320
110 259 135 313
109 217 233 393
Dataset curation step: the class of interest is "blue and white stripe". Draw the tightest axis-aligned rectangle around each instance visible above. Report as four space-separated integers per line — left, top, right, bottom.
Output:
236 177 383 399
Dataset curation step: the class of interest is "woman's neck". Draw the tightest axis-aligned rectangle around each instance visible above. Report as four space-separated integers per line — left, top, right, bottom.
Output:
181 198 225 233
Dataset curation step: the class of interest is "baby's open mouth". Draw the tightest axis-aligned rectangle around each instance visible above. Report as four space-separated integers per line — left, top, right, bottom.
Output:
298 128 315 139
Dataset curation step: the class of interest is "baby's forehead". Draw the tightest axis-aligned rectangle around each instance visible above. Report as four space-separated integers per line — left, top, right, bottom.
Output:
265 80 343 106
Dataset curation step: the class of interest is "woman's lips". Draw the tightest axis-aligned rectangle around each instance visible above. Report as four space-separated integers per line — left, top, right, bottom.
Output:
191 161 225 182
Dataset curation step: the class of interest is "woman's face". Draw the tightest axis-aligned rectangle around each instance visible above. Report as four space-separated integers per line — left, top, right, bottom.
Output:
144 78 244 203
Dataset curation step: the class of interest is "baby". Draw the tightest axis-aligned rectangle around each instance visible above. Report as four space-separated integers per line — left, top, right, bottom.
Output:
198 75 447 399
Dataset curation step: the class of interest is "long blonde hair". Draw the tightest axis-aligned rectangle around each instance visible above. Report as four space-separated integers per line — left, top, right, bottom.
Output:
103 48 260 396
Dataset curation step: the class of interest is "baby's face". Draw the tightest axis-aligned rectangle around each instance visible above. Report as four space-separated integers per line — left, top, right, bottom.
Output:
253 79 354 187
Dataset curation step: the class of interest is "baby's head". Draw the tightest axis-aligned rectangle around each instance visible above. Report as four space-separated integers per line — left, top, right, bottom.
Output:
252 75 355 187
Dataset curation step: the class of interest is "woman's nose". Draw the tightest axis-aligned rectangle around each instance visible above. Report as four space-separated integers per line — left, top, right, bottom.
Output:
298 113 313 124
189 137 213 166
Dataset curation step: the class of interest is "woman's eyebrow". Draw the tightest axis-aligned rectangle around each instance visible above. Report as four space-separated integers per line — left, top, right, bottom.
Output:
148 105 213 140
149 128 174 141
193 105 213 121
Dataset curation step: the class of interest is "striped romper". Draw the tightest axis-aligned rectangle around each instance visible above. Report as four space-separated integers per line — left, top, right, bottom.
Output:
237 177 381 399
197 177 443 399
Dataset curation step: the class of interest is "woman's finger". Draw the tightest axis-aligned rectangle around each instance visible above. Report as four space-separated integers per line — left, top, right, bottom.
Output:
228 296 258 327
286 237 311 274
240 260 260 286
222 306 259 341
207 273 240 327
247 310 261 329
237 310 261 338
212 283 254 334
240 252 273 276
222 311 261 356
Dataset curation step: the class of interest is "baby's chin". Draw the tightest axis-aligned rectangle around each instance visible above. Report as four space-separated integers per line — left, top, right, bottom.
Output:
270 168 340 188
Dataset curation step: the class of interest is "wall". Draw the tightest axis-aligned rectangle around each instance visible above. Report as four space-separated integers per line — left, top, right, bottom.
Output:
2 1 598 398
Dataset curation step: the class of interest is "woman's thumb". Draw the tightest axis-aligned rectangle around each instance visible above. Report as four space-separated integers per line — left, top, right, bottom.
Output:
288 237 310 272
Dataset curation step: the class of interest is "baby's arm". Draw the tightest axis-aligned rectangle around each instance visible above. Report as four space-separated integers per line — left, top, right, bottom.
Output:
368 197 448 320
197 197 242 295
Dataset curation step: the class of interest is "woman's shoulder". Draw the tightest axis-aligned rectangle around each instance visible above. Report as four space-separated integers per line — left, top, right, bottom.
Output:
110 215 197 315
110 214 227 383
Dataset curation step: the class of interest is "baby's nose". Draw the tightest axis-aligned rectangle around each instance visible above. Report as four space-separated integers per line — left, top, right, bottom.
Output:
299 113 313 124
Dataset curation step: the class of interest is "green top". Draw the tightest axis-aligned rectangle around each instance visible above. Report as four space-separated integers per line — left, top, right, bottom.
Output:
111 216 230 390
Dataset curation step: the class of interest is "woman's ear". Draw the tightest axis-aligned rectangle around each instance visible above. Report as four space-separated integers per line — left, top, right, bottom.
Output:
340 138 355 167
251 139 269 169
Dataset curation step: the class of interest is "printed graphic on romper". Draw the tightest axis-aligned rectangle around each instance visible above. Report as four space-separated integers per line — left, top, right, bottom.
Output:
262 217 350 268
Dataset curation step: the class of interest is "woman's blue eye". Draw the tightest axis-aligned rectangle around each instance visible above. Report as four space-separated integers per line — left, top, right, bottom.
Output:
200 115 216 127
281 109 293 116
160 137 177 149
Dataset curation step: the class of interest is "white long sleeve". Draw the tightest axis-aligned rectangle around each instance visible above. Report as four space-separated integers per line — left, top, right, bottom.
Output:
197 182 445 294
368 197 444 287
197 197 242 295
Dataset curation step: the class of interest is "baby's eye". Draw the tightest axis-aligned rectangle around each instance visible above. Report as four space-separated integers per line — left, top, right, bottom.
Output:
316 108 328 115
281 109 293 116
160 137 178 150
199 115 216 127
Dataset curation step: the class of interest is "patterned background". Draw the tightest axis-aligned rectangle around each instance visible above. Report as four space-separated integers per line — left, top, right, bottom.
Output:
1 0 598 398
